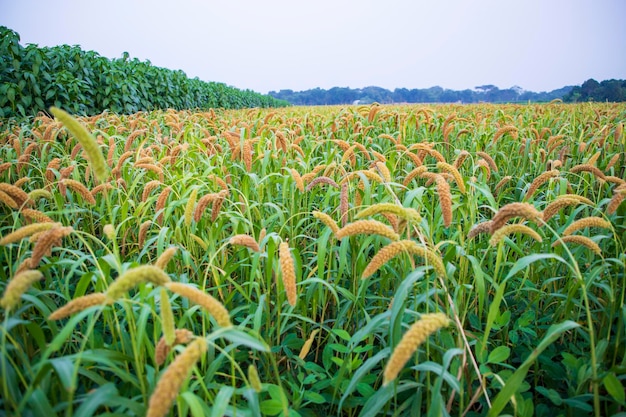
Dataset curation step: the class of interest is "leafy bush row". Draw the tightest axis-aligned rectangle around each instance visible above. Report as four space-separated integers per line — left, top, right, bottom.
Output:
0 26 289 118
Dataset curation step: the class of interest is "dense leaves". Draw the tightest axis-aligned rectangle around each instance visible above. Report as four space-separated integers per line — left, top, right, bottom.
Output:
564 78 626 103
0 26 288 118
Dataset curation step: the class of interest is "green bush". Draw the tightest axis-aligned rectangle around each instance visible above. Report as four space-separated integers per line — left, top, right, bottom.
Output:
0 26 288 118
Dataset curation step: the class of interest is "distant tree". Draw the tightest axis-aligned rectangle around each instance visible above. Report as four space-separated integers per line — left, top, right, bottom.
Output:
440 89 459 102
393 88 409 102
564 78 626 102
269 83 579 106
581 78 600 100
475 85 497 92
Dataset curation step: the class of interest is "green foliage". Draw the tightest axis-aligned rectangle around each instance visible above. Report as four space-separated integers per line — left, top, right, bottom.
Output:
0 26 289 118
564 78 626 103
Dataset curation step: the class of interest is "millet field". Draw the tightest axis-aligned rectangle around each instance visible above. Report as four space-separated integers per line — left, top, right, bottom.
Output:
0 102 624 417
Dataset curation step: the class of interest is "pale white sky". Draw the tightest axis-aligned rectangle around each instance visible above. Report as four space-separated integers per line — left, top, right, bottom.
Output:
1 0 624 94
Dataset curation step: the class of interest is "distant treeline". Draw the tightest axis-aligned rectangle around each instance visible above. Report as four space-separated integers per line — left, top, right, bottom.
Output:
269 84 574 106
563 79 626 103
0 26 289 118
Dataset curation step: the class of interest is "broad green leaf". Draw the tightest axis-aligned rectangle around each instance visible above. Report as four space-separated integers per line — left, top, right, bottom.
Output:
603 372 625 404
350 311 391 348
259 400 283 416
303 391 325 404
332 328 351 342
487 321 580 417
536 386 563 405
487 346 511 364
242 388 261 417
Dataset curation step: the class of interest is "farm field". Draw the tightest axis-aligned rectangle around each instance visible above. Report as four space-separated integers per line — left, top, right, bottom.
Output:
0 102 625 417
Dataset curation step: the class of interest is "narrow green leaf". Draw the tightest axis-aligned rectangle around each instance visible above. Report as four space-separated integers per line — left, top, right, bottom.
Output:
73 383 119 417
43 307 101 356
413 361 461 392
482 280 507 351
210 386 234 417
242 388 262 417
504 253 570 282
49 357 75 392
390 269 425 346
210 327 269 352
465 254 486 317
27 388 58 417
339 347 390 409
358 381 420 417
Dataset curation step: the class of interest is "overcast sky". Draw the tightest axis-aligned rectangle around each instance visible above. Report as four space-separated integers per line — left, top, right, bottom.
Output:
1 0 624 94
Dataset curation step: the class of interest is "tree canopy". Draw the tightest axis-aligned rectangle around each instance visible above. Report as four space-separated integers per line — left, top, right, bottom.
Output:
269 84 574 106
563 79 626 103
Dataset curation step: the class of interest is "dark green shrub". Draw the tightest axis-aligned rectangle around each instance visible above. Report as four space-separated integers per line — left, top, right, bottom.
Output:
0 26 288 118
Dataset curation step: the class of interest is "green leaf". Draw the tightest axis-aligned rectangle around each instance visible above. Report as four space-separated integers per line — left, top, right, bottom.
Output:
358 381 419 417
210 386 234 417
182 392 213 416
303 391 325 404
259 400 283 416
27 388 58 417
482 280 507 351
339 348 390 409
242 388 261 417
603 372 625 404
43 307 102 356
350 312 390 348
504 253 570 282
73 383 119 417
536 386 563 405
562 397 593 412
413 361 461 392
49 357 75 391
210 327 269 352
487 321 580 417
390 269 426 346
487 346 511 364
465 254 486 317
332 328 351 342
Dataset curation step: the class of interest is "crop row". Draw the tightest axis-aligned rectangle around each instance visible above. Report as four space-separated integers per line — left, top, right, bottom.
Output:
0 27 289 118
